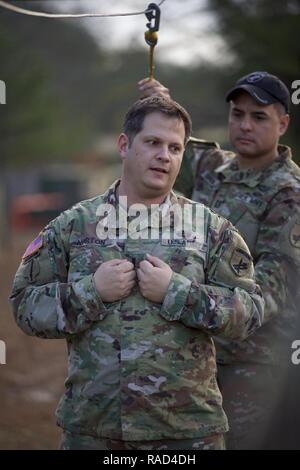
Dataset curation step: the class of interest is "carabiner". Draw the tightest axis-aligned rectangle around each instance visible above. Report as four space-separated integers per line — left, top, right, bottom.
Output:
145 3 161 33
145 3 161 79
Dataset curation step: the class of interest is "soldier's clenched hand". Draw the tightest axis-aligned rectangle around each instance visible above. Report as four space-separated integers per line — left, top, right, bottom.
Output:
137 254 173 303
138 78 171 99
94 259 136 302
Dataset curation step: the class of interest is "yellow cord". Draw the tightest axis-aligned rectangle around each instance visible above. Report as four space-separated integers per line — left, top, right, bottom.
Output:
149 45 155 79
145 30 158 80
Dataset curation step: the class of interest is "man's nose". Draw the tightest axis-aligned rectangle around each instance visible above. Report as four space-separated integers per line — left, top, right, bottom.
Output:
240 116 253 131
157 145 171 162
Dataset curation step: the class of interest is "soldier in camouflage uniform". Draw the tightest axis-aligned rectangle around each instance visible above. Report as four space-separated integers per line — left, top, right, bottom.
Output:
139 72 300 449
10 96 264 450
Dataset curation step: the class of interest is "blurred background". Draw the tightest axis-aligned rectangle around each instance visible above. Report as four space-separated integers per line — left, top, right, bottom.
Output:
0 0 300 449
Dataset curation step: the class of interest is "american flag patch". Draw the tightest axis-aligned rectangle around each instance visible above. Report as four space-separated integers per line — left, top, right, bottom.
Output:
22 234 43 259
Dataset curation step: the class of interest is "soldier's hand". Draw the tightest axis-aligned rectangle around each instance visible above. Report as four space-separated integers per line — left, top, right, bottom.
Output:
138 78 171 99
137 254 173 303
94 259 136 302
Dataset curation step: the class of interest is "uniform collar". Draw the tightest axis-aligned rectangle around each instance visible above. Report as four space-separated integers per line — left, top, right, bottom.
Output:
102 179 121 205
102 179 175 207
215 145 292 188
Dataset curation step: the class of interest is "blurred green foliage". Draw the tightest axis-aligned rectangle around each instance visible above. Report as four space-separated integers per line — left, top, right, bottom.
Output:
0 11 101 167
0 7 228 168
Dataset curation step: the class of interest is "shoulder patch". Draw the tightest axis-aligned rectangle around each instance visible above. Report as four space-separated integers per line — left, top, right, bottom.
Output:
230 248 252 277
289 220 300 248
22 234 43 260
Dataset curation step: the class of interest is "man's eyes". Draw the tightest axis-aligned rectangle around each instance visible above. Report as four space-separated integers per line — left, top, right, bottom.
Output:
232 111 267 120
254 114 267 120
145 140 181 153
170 145 181 154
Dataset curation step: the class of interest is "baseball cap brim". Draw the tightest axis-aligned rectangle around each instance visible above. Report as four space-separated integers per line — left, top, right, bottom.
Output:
226 84 279 106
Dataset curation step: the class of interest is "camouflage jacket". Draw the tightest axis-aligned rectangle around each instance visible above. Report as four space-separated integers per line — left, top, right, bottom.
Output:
10 181 263 440
176 140 300 366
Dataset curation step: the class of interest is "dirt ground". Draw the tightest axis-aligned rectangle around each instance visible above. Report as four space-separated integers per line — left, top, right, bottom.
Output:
0 233 67 450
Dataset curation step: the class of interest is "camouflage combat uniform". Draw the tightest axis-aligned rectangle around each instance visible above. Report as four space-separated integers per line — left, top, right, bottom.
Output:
10 180 263 449
176 140 300 449
60 431 226 450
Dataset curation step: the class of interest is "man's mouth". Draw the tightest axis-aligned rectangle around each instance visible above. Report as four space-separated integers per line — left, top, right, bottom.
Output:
237 137 254 144
150 167 168 174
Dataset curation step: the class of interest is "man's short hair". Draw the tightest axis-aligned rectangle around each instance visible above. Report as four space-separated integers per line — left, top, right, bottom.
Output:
123 96 192 146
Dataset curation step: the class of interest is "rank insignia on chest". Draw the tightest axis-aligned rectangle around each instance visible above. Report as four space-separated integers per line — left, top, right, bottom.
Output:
230 248 251 276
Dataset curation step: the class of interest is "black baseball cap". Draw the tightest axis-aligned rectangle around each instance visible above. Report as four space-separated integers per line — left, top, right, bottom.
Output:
226 71 290 113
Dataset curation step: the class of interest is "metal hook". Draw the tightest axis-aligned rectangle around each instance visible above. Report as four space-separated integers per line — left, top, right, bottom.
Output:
145 3 161 33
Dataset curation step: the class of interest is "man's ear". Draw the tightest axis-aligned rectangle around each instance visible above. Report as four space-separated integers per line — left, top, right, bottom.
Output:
118 133 129 161
279 114 290 137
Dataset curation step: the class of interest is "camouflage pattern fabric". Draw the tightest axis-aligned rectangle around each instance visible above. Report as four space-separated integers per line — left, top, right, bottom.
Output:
178 140 300 448
60 431 225 450
10 180 263 442
174 138 221 198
